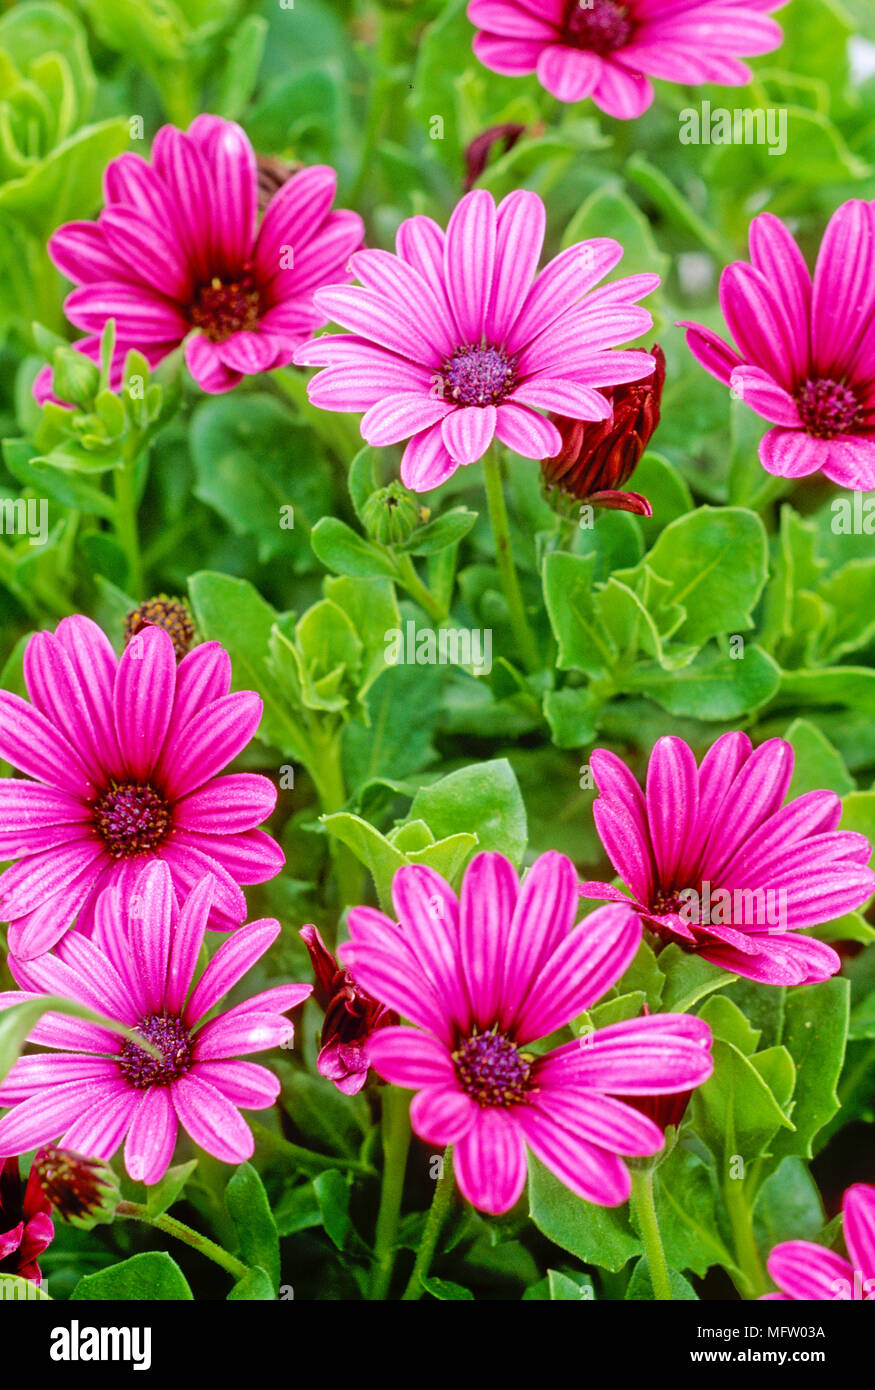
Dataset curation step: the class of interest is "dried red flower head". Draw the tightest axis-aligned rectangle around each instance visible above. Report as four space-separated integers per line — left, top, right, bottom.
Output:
621 1089 693 1134
0 1155 54 1284
300 925 398 1095
124 595 196 661
255 154 303 215
541 344 666 514
463 123 528 192
33 1148 121 1231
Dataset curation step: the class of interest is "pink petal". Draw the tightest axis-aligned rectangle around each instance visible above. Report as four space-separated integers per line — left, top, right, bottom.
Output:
125 1086 179 1185
453 1108 527 1215
172 1073 254 1163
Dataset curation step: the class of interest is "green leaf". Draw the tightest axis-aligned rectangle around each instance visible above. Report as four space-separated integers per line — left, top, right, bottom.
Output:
227 1266 275 1301
754 1157 825 1252
71 1252 193 1301
190 394 334 568
216 13 267 120
397 508 478 555
626 644 780 720
528 1156 641 1272
654 1147 738 1279
690 1038 794 1173
698 995 760 1055
420 1275 474 1300
321 812 406 910
410 758 527 865
625 1256 698 1301
225 1163 281 1293
188 571 308 761
785 718 855 798
0 1273 52 1300
145 1160 198 1218
661 946 733 1014
310 517 398 579
620 507 769 648
313 1170 352 1251
769 979 849 1161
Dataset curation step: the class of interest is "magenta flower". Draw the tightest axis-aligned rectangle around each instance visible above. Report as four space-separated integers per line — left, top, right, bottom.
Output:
0 1155 54 1285
294 188 658 491
339 852 713 1215
579 734 875 986
0 863 311 1184
0 615 284 960
762 1184 875 1300
467 0 784 119
36 115 364 400
681 202 875 489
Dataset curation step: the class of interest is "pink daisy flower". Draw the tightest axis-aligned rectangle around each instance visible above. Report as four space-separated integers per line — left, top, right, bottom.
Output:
579 734 875 986
467 1 785 120
36 115 364 400
294 188 658 492
681 202 875 490
0 615 284 961
339 852 713 1216
0 863 311 1185
762 1184 875 1300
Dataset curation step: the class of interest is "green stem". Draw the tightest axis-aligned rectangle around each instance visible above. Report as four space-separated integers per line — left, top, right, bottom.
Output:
481 450 540 673
305 719 362 919
401 1147 454 1301
394 554 449 624
630 1166 672 1301
725 1178 768 1299
369 1088 412 1300
116 1201 248 1281
249 1119 377 1177
114 451 144 598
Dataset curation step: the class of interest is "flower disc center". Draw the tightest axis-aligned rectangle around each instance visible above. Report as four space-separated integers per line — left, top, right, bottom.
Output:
453 1028 533 1107
442 344 517 407
564 0 634 54
190 274 260 342
93 781 171 859
796 377 861 439
120 1015 192 1089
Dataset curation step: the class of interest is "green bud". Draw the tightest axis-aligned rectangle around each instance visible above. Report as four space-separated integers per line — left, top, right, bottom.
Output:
51 347 100 410
361 482 425 546
34 1147 122 1231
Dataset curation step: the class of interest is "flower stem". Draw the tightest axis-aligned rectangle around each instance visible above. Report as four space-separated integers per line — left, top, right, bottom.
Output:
401 1146 454 1301
725 1178 768 1299
369 1087 411 1300
394 554 449 624
630 1166 672 1301
116 1201 248 1281
114 451 144 598
481 450 540 673
305 718 362 920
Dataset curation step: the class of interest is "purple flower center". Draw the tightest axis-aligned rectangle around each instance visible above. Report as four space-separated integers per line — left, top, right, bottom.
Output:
190 274 261 342
453 1028 533 1107
563 0 634 54
119 1015 192 1089
93 781 171 859
651 887 685 916
795 377 861 439
441 344 517 407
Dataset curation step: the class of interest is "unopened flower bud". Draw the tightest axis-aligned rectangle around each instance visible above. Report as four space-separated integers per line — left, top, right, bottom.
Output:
300 926 398 1095
541 345 666 514
34 1148 121 1231
361 483 423 546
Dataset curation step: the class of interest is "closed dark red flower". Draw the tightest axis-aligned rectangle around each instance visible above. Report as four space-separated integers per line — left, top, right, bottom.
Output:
0 1155 54 1285
300 925 398 1095
541 344 665 513
463 123 527 192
